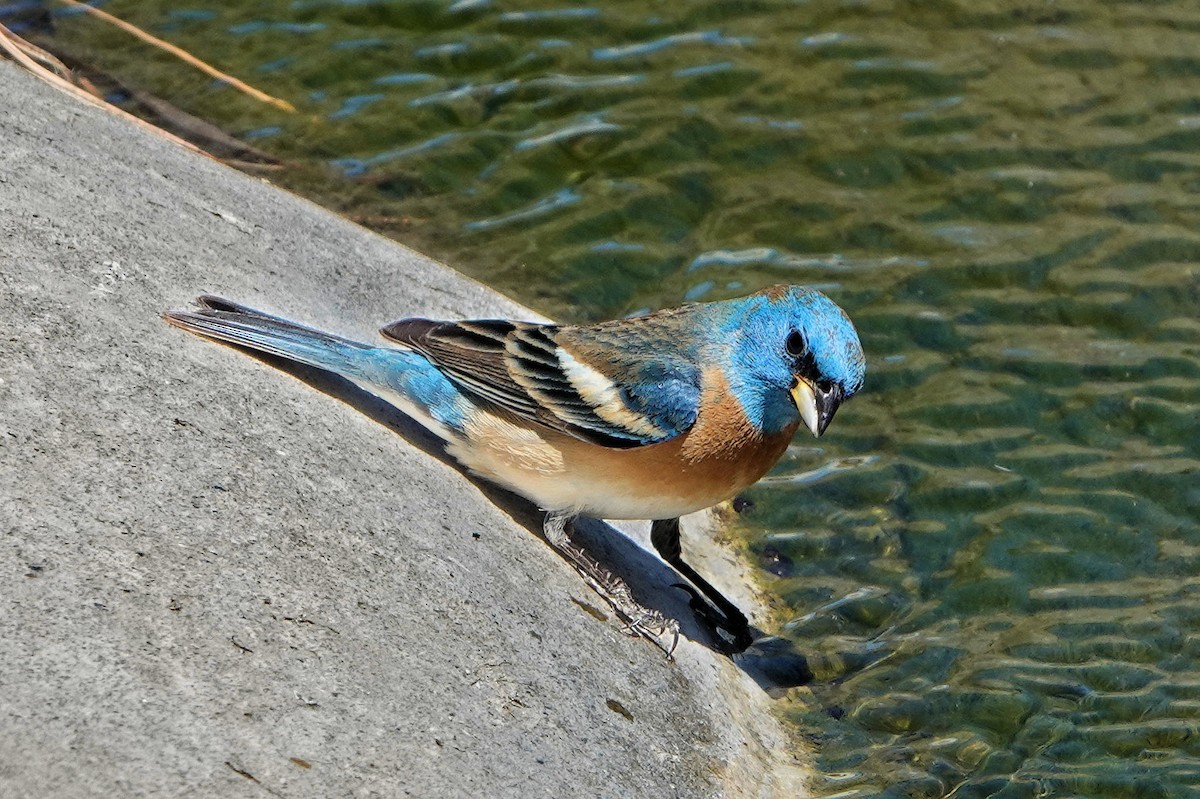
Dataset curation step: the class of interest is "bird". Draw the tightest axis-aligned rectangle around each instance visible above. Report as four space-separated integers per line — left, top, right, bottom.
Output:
164 285 865 653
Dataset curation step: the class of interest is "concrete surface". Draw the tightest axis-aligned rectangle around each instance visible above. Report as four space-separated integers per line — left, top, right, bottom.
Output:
0 61 809 798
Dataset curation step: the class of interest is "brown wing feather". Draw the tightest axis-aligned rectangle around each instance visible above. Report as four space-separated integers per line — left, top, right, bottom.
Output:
380 316 657 447
382 318 545 421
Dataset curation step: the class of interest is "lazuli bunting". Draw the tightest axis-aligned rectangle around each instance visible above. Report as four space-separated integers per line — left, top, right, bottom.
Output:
165 285 865 653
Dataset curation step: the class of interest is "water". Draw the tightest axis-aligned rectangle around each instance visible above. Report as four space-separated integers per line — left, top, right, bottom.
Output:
20 0 1200 795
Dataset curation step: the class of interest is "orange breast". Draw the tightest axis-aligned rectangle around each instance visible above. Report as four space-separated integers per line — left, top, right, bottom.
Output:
544 366 798 518
453 364 798 519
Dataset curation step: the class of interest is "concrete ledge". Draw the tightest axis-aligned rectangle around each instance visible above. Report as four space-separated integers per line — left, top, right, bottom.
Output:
0 61 808 798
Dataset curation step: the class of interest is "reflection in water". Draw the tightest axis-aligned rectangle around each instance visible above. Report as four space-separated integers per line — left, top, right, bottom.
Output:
28 0 1200 794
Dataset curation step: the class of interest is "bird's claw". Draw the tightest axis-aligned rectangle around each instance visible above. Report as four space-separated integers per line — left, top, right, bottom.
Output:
619 609 680 659
672 583 753 655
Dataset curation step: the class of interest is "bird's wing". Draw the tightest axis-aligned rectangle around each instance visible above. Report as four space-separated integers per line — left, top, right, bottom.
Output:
381 314 700 448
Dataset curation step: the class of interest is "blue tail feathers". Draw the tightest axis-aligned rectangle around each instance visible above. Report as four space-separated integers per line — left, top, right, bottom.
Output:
164 296 468 435
166 296 375 378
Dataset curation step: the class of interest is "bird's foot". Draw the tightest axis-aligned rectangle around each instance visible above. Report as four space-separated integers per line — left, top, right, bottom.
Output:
613 595 680 659
650 517 755 654
673 583 753 655
562 540 680 658
544 513 679 658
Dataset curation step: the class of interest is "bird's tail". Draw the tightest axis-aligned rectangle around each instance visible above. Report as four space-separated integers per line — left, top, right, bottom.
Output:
163 296 469 439
164 295 378 377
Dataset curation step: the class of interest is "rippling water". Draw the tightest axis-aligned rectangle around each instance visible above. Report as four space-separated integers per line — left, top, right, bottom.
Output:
22 0 1200 795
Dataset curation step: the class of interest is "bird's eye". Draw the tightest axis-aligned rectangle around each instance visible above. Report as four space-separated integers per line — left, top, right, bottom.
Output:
785 330 805 357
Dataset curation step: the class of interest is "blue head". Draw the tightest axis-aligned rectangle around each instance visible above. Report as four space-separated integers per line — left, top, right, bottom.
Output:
714 285 866 436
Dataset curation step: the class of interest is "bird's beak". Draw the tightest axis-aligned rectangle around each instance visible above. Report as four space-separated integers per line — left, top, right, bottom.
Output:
790 379 844 437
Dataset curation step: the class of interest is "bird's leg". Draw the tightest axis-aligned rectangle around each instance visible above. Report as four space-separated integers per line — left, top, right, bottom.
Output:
651 518 753 654
543 511 679 657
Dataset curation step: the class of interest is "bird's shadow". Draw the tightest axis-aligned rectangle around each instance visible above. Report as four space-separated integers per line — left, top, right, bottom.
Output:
229 350 814 691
